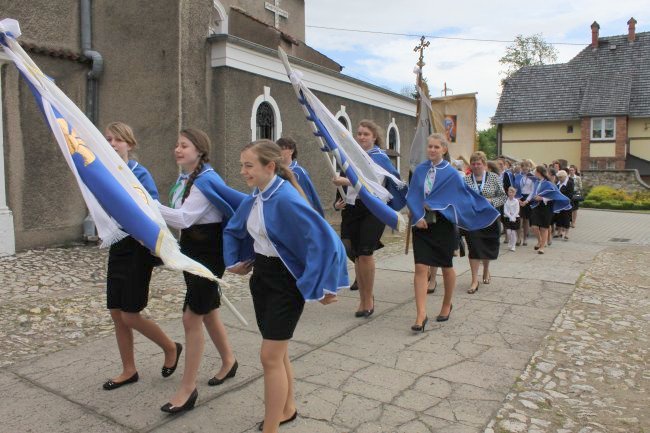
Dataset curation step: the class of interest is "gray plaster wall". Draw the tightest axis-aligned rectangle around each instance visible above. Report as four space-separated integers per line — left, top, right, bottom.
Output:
93 0 184 196
3 57 89 250
0 0 80 50
220 0 305 40
211 67 416 215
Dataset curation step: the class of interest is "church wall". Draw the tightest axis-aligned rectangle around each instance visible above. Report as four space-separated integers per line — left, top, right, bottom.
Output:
211 67 415 217
93 0 185 197
220 0 305 41
3 57 89 250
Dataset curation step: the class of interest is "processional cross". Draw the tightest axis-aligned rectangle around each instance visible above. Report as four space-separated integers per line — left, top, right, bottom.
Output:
413 35 430 86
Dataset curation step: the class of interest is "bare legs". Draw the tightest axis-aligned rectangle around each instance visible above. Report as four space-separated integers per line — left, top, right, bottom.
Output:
355 255 375 312
166 308 234 407
413 264 455 325
109 309 177 382
260 340 296 433
203 309 237 379
532 225 548 253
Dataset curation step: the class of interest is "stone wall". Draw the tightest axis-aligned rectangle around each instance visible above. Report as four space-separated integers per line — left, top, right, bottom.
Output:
581 169 650 193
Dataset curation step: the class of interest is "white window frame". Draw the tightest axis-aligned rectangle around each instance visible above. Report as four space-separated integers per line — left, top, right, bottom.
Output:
209 0 229 35
250 86 282 141
591 117 615 141
332 106 352 170
386 117 400 169
590 159 598 170
0 57 16 256
606 160 616 170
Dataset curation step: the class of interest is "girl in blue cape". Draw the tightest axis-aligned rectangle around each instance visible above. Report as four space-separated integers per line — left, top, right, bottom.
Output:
406 133 499 332
224 139 347 433
523 165 571 254
514 159 537 246
332 119 406 319
276 136 324 216
157 129 245 414
102 122 179 391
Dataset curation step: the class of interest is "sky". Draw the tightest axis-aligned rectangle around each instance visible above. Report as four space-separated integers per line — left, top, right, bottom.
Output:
304 1 650 130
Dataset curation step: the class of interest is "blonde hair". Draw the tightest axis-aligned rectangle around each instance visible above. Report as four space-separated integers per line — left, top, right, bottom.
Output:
106 122 137 149
242 139 307 200
470 151 487 165
507 186 517 195
556 170 568 179
358 119 385 148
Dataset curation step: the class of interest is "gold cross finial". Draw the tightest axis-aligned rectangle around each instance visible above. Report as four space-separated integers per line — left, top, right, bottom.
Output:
413 36 430 68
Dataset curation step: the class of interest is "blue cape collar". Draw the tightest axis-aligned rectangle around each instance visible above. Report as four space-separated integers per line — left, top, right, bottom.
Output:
252 175 284 201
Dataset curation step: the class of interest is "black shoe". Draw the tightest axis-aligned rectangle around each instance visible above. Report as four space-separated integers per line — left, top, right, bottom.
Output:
162 342 183 378
436 305 452 322
467 282 479 294
102 372 139 390
350 280 359 291
411 316 428 333
427 280 437 295
363 308 374 318
208 360 238 386
354 310 366 318
161 389 198 414
258 410 298 431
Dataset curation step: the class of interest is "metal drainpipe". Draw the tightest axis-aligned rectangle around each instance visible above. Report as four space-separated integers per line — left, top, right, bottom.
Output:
81 0 103 241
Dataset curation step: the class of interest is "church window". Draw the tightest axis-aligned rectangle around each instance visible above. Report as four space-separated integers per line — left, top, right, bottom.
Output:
256 102 275 140
386 119 400 169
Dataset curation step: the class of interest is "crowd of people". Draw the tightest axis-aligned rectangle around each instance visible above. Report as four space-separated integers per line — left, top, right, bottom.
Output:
99 120 582 432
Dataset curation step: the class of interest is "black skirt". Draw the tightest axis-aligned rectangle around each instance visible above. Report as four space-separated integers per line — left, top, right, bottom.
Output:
520 194 532 219
340 199 385 258
412 212 456 268
250 254 305 341
554 209 572 229
464 220 500 260
530 203 554 228
503 218 521 230
180 223 224 315
106 236 155 313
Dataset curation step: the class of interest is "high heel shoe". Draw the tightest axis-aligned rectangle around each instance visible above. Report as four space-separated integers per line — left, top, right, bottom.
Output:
161 342 183 378
427 280 437 294
482 273 491 284
436 304 453 322
103 372 139 390
160 388 198 414
411 316 428 333
208 360 238 386
467 281 480 294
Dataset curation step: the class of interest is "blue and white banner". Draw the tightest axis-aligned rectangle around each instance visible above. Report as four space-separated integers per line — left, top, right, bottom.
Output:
0 19 220 282
278 48 407 231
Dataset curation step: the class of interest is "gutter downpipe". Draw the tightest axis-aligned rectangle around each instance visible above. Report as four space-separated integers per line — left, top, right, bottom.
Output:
81 0 103 241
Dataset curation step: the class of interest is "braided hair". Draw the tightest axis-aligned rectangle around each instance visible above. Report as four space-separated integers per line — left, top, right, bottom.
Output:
179 128 211 203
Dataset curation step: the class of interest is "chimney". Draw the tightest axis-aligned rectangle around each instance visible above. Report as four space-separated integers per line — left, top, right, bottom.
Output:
591 21 600 49
628 17 637 43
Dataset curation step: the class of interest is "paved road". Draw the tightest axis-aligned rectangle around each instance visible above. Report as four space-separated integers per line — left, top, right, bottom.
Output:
0 209 648 433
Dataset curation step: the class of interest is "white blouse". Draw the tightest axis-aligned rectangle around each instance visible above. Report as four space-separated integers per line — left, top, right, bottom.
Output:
158 184 223 229
246 176 281 257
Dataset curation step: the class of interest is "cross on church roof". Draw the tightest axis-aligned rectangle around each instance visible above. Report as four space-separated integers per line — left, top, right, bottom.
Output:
265 0 289 28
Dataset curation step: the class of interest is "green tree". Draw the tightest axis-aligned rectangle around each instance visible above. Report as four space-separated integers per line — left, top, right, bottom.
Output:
478 125 497 159
499 34 558 83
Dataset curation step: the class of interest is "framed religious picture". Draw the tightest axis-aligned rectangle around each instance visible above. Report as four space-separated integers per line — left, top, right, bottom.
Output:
444 115 457 143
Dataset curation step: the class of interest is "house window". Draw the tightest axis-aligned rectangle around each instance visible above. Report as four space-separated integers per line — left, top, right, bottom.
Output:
606 160 616 169
567 125 573 133
591 118 615 140
256 102 275 140
590 159 599 169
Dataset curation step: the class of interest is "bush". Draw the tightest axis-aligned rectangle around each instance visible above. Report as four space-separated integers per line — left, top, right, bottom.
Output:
582 186 650 210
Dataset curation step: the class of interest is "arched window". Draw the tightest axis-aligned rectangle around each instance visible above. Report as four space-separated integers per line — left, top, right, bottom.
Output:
386 118 400 169
256 102 275 140
250 86 282 141
209 0 228 35
338 116 348 131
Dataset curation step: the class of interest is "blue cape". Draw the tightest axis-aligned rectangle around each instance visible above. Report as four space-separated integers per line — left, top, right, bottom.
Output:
368 146 407 211
223 177 349 302
193 164 247 222
529 179 572 213
406 160 500 230
514 172 536 199
128 160 159 200
289 160 324 217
